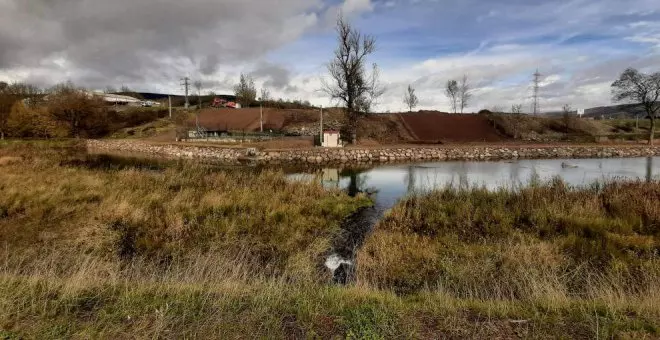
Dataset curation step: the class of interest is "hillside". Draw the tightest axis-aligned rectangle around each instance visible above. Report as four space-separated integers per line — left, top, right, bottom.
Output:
584 103 648 119
398 112 508 143
544 103 651 119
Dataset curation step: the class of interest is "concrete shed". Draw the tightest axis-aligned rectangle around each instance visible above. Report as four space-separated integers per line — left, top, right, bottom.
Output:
322 130 342 148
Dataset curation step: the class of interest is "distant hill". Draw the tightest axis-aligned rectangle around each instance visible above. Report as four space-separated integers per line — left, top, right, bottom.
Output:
127 92 237 102
111 92 236 107
583 103 648 119
542 103 650 119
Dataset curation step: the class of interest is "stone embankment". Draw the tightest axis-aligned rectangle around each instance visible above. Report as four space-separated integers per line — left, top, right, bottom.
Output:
87 140 660 165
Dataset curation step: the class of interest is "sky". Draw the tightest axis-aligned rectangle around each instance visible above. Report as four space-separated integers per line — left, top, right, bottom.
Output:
1 0 660 112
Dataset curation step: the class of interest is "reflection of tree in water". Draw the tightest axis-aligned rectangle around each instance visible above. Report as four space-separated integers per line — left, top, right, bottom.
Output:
647 157 654 182
320 168 340 189
406 166 415 194
448 162 469 190
528 166 541 186
508 161 523 189
340 168 371 197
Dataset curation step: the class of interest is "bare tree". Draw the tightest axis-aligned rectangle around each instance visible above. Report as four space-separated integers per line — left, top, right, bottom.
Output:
359 63 386 114
260 87 270 105
490 105 506 113
445 80 459 114
323 15 381 144
612 68 660 145
234 74 257 108
194 81 202 109
48 83 107 138
459 74 472 114
0 82 42 139
403 84 419 112
509 104 524 139
562 104 573 132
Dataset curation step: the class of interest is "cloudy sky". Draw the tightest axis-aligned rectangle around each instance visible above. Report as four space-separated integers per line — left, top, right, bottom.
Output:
1 0 659 112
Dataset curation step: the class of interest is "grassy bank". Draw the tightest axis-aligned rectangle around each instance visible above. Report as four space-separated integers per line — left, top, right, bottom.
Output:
1 142 659 338
0 141 373 338
357 180 660 337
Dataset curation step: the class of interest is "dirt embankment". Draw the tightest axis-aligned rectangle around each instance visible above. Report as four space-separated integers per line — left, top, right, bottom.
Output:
398 112 508 143
193 108 285 131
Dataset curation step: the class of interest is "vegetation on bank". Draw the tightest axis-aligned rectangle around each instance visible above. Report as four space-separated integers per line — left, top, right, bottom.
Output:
1 142 659 338
0 82 172 140
489 114 614 141
357 180 660 337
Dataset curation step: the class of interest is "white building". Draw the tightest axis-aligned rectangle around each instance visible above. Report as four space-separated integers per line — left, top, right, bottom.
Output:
93 92 143 106
322 130 342 148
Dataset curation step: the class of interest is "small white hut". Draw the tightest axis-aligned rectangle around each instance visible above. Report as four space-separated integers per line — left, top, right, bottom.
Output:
322 130 342 148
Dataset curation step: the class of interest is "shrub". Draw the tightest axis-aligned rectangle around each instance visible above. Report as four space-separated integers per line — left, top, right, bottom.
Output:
47 83 109 138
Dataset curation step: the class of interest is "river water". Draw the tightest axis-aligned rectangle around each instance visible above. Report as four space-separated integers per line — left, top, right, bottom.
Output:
289 156 660 281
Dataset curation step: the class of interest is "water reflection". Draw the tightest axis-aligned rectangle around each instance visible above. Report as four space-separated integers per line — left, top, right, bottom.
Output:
292 156 660 212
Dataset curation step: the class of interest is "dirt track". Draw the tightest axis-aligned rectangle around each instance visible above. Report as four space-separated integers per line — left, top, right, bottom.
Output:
398 112 507 143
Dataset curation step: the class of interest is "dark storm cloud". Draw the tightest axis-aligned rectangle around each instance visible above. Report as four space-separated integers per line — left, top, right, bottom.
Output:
0 0 323 89
252 62 292 89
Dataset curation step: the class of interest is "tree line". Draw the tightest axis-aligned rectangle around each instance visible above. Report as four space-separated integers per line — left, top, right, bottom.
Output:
0 81 168 139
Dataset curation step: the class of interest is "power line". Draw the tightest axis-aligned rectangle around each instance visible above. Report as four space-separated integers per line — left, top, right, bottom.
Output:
532 69 542 115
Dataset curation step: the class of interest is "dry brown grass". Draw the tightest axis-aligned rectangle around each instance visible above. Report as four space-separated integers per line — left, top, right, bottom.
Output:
490 114 613 141
1 141 659 338
356 180 660 337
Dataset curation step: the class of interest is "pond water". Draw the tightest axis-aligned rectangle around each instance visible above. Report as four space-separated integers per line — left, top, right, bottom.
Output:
290 156 660 213
288 156 660 281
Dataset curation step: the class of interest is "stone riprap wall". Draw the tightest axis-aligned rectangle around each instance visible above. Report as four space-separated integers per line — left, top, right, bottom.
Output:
87 140 660 165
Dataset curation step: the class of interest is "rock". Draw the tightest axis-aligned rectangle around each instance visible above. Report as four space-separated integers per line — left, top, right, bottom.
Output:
85 140 660 166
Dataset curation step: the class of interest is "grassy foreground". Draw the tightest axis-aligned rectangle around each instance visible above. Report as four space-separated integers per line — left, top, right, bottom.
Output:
358 180 660 338
1 141 659 338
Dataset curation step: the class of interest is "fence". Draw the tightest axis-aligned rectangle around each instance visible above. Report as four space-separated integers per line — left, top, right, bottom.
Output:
185 129 286 143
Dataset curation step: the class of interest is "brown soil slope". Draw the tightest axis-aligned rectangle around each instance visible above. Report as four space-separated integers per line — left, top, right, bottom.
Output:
194 108 345 132
398 112 508 143
195 108 284 131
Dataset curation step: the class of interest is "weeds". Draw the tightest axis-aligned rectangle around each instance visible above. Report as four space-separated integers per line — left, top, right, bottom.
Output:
1 141 658 338
357 180 660 312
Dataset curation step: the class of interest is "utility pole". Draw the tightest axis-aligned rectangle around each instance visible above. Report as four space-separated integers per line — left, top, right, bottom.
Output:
180 77 190 109
168 95 172 118
260 101 263 133
320 105 324 146
532 69 542 115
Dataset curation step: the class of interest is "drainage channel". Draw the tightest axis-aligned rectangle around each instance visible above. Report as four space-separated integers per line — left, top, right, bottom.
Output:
325 202 385 284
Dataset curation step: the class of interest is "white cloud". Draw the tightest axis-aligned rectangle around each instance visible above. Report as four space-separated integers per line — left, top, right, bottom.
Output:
2 0 660 114
341 0 374 15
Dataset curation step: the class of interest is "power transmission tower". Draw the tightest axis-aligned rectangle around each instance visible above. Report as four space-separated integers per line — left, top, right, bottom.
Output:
180 77 190 109
532 69 542 115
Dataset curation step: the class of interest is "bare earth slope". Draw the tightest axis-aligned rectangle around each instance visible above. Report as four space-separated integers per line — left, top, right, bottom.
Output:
398 112 508 143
